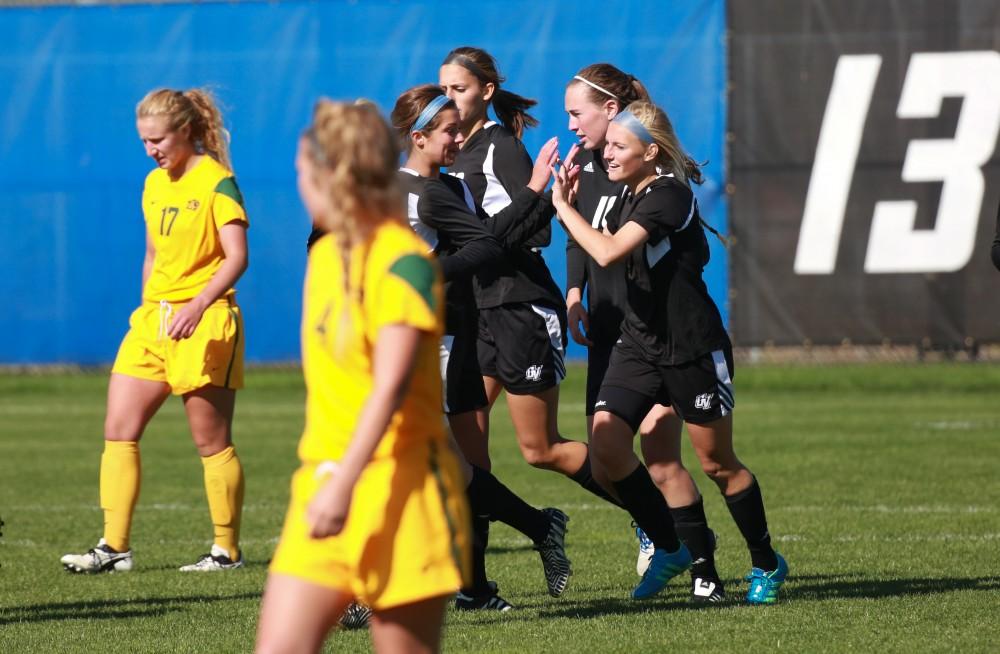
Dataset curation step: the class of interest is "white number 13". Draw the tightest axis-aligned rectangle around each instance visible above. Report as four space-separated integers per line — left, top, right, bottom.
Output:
795 51 1000 274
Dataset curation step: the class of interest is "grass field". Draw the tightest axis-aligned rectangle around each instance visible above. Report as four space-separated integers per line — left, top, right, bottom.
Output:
1 363 999 653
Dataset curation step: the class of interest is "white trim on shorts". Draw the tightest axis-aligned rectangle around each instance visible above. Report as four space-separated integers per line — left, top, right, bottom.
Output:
529 304 566 383
711 349 735 415
439 335 454 413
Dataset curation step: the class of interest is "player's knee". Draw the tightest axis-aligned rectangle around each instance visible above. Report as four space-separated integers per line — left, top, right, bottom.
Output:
648 461 686 487
103 417 141 442
520 444 557 470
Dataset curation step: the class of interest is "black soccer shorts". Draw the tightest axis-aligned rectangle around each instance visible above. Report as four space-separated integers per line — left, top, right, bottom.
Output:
596 337 735 432
477 302 567 395
441 311 488 416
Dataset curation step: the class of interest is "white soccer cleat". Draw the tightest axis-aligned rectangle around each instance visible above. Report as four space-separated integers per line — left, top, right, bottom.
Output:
634 523 654 576
179 543 243 572
61 538 133 574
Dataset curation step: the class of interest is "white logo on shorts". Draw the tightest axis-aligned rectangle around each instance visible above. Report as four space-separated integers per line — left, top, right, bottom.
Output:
525 365 543 382
595 400 608 408
694 393 714 411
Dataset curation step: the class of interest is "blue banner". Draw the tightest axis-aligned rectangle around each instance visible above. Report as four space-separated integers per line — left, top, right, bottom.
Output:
0 0 727 363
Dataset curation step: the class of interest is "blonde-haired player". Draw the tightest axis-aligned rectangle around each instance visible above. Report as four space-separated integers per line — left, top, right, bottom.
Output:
61 88 249 573
255 100 470 654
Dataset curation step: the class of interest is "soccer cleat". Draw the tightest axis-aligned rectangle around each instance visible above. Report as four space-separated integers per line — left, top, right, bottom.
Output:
631 543 692 600
633 522 654 576
338 602 372 630
533 507 571 597
746 552 788 604
179 543 244 572
455 581 514 612
61 538 133 573
691 576 726 603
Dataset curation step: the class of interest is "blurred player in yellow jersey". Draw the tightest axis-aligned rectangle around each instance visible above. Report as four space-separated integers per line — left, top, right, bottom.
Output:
255 100 470 654
61 88 249 573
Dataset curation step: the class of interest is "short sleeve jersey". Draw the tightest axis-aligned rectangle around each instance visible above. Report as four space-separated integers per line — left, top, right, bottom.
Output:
141 156 248 302
619 175 730 364
297 222 446 463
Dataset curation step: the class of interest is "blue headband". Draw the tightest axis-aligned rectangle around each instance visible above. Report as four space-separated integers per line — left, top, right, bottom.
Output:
411 94 451 132
612 111 654 146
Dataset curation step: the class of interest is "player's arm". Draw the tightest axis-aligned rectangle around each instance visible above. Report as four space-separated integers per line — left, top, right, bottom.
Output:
478 137 558 247
307 323 422 538
551 167 648 267
565 226 591 344
425 184 503 280
167 221 248 340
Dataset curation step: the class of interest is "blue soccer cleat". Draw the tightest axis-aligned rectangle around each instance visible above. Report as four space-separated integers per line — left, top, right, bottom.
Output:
746 552 788 604
631 543 692 600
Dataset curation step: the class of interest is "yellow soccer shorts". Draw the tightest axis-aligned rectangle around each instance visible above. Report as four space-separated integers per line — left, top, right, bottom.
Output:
111 296 244 395
269 439 472 610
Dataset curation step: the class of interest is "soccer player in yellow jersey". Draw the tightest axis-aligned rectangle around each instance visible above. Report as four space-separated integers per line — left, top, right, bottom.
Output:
61 88 249 573
255 101 470 654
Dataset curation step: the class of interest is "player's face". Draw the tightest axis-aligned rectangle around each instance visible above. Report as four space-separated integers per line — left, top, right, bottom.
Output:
420 108 465 167
439 64 492 129
137 115 194 174
295 137 329 223
603 122 653 184
565 83 616 151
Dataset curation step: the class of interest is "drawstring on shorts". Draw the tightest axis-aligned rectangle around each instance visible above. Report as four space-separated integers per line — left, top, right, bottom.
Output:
158 300 174 341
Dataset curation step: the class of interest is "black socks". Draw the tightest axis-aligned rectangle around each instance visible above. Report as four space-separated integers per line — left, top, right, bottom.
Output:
670 497 720 579
611 463 680 551
570 455 625 509
725 476 778 571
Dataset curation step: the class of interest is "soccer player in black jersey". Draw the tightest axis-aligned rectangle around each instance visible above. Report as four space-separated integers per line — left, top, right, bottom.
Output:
564 64 725 601
438 47 629 524
551 101 788 604
390 85 571 611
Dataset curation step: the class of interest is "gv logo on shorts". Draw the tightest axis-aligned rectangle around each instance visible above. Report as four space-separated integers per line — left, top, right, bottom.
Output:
694 393 714 411
525 365 543 382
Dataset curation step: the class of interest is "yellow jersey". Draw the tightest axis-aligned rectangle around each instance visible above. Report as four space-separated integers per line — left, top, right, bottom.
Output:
141 155 249 302
299 222 445 463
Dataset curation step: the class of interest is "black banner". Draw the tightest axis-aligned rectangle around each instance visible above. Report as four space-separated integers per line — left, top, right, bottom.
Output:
729 0 1000 347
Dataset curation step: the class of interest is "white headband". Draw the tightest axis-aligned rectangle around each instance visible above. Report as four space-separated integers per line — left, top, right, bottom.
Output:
573 75 617 100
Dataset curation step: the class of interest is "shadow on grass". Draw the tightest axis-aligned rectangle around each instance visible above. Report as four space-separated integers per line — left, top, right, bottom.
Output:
0 592 260 626
791 575 1000 600
534 575 1000 619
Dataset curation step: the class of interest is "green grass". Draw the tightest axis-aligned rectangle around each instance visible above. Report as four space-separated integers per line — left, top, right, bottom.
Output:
2 363 999 653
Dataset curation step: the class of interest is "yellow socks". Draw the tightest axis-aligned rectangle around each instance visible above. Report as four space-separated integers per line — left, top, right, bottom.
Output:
100 440 141 553
201 445 245 560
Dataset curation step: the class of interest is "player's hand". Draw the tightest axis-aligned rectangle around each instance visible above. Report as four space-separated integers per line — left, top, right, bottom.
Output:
566 289 593 346
528 137 559 194
167 299 208 340
307 474 353 539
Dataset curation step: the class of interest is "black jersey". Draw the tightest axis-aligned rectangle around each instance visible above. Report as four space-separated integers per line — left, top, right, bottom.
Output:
617 174 730 365
448 122 561 309
565 148 630 344
397 168 503 333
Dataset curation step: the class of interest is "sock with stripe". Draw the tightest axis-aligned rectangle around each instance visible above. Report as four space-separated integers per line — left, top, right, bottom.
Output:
724 475 778 571
100 440 141 553
611 463 680 551
201 445 244 561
